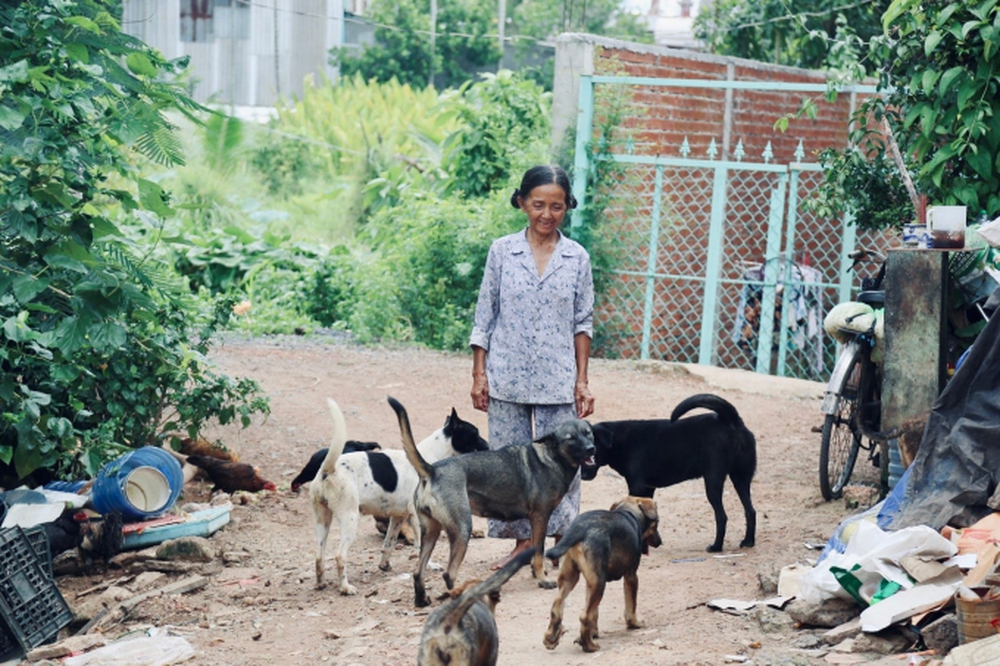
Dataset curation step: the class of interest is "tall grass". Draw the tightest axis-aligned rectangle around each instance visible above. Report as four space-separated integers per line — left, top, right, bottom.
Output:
129 71 554 347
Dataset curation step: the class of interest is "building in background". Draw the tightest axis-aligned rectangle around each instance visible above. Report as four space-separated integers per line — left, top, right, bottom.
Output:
123 0 346 107
621 0 705 49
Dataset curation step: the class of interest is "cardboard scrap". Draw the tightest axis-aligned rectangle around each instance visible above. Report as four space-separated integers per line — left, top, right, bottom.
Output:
956 513 1000 555
708 596 792 613
901 555 954 583
965 544 1000 588
860 566 964 633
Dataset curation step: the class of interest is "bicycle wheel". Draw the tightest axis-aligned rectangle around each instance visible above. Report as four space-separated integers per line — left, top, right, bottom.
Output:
820 346 865 501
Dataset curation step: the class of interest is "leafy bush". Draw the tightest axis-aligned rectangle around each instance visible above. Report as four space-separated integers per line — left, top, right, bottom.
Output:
305 246 357 327
346 193 523 349
443 71 552 198
0 1 267 481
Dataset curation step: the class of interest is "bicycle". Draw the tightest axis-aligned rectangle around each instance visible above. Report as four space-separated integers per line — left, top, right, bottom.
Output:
818 248 897 501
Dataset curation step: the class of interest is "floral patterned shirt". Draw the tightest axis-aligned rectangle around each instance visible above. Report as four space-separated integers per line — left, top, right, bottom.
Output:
469 228 594 404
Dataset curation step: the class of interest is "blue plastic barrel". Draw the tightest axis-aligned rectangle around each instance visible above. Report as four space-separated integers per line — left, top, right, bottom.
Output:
43 480 89 493
91 447 183 522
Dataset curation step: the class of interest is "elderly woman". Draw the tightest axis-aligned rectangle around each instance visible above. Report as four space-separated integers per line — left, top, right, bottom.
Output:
469 164 595 569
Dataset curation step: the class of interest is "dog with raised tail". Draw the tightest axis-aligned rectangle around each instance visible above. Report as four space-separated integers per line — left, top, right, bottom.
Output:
582 393 756 552
310 398 489 595
542 496 661 653
388 396 595 607
418 548 536 666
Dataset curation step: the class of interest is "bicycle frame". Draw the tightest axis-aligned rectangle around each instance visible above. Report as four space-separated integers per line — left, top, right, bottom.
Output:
818 249 892 500
821 339 866 416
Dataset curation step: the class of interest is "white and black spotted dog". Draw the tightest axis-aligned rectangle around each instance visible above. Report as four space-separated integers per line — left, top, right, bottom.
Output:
310 398 489 595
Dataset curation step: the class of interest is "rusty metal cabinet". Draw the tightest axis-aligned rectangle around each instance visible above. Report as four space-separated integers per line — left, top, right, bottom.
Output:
881 248 950 432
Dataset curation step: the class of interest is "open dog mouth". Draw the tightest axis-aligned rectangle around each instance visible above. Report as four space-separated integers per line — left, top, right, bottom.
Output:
583 455 596 466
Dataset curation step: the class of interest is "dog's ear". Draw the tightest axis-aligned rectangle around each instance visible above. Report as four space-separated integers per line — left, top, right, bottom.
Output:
592 424 613 451
641 499 660 526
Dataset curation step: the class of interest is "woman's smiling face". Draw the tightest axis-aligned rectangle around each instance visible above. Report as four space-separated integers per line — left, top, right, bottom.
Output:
520 183 569 238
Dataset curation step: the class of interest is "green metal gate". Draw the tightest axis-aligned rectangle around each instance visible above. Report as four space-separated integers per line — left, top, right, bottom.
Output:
570 76 886 381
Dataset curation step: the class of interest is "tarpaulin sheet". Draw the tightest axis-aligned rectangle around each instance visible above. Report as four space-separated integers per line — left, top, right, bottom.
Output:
889 307 1000 530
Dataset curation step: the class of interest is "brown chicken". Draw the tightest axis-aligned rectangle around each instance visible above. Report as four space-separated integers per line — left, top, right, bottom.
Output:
179 436 239 463
185 455 276 494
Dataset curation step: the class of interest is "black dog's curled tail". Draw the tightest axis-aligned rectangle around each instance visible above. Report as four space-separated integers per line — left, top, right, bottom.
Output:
387 396 435 481
670 393 744 428
441 547 537 629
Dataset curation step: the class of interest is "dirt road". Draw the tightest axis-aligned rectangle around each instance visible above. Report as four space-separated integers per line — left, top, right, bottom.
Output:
56 334 881 666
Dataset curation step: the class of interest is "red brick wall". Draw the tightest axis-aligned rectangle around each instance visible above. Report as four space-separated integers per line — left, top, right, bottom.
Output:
595 46 859 163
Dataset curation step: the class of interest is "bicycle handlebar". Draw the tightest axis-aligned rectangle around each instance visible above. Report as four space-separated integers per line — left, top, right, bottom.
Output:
847 248 886 273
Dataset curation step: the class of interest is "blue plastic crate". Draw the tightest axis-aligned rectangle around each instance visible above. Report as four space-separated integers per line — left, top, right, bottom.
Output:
0 527 72 654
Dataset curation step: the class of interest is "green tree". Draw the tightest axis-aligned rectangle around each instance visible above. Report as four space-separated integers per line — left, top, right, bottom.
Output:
874 0 1000 215
694 0 890 70
332 0 501 89
0 0 267 480
808 0 1000 229
443 70 551 198
509 0 652 42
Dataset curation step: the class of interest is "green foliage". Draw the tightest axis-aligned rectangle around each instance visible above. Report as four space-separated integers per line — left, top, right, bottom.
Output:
249 129 317 198
202 113 245 174
802 0 1000 230
435 0 505 87
333 0 501 90
0 0 267 481
305 246 357 327
333 0 434 88
694 0 891 69
443 71 552 198
874 0 1000 216
807 125 916 232
346 194 522 349
509 0 653 43
267 74 455 225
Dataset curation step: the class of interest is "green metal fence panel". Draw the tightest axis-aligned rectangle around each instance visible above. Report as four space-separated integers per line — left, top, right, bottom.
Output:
573 74 894 381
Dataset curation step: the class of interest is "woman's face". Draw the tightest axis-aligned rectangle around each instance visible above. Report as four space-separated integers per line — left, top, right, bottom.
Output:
520 183 569 238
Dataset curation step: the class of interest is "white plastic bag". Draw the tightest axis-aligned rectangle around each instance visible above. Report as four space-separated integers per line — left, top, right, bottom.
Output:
62 635 195 666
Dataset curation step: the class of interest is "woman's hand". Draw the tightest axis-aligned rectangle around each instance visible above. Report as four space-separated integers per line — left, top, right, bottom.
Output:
471 372 490 412
575 381 594 419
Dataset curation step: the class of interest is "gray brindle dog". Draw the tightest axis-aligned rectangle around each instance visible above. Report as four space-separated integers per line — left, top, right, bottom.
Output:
387 396 596 607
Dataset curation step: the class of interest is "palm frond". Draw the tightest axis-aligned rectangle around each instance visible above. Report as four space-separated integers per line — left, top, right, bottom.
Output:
136 125 185 166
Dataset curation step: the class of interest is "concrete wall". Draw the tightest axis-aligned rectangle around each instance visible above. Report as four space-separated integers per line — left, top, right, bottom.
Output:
124 0 344 107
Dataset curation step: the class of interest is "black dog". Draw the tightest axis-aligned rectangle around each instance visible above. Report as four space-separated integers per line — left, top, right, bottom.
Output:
582 393 756 552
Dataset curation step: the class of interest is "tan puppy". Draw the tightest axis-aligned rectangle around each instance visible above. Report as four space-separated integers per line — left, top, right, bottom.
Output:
418 548 534 666
543 496 662 653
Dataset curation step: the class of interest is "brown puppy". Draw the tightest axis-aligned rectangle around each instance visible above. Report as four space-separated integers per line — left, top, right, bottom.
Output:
418 548 535 666
542 496 662 653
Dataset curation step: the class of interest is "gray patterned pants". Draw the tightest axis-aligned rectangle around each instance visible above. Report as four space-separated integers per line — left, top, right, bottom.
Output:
486 398 580 540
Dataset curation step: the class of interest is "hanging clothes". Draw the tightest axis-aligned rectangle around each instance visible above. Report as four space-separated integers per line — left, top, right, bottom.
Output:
732 262 825 376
